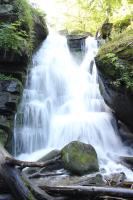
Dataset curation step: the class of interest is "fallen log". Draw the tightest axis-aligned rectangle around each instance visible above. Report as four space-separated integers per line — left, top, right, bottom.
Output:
5 155 61 168
98 196 127 200
0 145 61 200
120 181 133 189
29 172 64 179
42 185 133 199
0 145 37 200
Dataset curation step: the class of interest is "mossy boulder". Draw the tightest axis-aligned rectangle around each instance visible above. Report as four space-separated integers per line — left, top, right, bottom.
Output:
61 141 99 175
95 29 133 132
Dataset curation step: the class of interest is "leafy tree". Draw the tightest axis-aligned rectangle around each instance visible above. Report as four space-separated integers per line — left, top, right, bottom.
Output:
55 0 132 34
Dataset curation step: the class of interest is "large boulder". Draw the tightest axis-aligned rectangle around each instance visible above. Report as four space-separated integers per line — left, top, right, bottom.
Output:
95 29 133 132
61 141 99 175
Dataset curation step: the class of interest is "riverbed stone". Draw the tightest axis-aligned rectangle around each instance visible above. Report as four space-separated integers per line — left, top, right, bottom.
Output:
32 172 105 187
38 150 60 162
61 141 99 175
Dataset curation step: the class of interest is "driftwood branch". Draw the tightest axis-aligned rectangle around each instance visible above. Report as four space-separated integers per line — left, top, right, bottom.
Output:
42 185 133 199
5 155 61 168
29 172 64 179
0 145 61 200
98 196 128 200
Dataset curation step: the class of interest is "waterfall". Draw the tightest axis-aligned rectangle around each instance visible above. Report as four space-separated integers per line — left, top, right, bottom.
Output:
14 32 133 178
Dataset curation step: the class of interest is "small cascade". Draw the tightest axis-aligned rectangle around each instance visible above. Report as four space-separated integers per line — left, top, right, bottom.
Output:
14 32 133 178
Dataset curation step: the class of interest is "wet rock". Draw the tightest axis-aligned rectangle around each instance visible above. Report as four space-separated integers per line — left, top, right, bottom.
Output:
95 30 133 132
33 12 48 47
0 4 13 14
0 115 12 146
32 172 105 188
118 121 133 147
0 49 29 65
0 92 20 115
0 128 8 145
0 80 22 94
67 34 87 52
38 150 60 162
61 141 99 175
25 150 61 175
6 80 22 94
105 172 126 187
0 79 21 147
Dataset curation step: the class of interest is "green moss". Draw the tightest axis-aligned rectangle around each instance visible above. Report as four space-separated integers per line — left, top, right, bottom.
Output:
31 7 46 19
0 129 7 145
0 73 22 84
21 176 35 200
0 22 31 55
61 141 99 175
13 0 33 32
96 27 133 90
96 53 133 90
98 29 133 57
0 0 47 57
113 14 132 32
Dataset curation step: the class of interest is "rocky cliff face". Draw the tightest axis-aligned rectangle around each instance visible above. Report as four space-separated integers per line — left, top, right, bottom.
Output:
95 29 133 133
0 0 48 148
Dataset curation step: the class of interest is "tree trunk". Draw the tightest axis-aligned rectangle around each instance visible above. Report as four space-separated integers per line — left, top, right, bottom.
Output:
42 185 133 199
0 145 56 200
5 156 61 168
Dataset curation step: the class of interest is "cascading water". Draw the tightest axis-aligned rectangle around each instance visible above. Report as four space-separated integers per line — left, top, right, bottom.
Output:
14 32 133 178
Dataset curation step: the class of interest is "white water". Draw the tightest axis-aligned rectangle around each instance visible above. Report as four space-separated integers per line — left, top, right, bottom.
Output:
14 33 133 179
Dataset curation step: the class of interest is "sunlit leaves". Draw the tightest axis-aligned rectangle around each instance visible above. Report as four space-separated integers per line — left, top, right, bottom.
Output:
54 0 132 34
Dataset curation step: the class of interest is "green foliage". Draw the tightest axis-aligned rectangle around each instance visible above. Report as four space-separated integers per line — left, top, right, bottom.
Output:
0 74 13 81
0 21 31 55
113 13 132 32
0 0 47 56
0 73 20 82
31 7 46 19
13 0 33 32
55 0 132 34
97 29 133 90
98 29 133 56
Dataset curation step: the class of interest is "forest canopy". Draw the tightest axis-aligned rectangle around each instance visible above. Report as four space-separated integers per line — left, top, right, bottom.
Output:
48 0 133 34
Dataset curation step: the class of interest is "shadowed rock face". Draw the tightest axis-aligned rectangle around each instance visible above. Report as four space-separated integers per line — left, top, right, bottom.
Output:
95 30 133 133
67 34 88 52
0 79 22 147
0 0 48 148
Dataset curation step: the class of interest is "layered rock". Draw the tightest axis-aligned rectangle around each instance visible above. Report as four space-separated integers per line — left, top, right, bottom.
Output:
0 0 48 148
95 29 133 132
